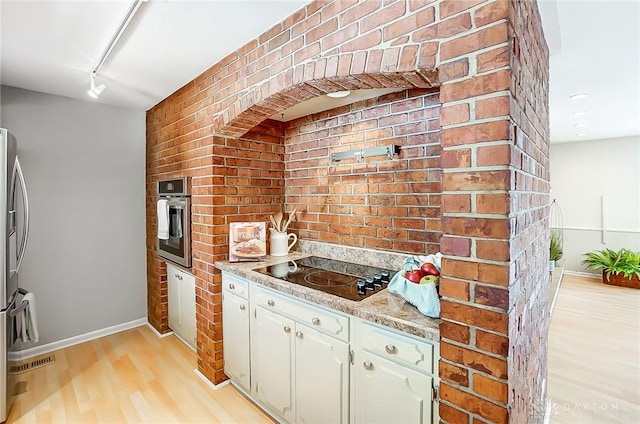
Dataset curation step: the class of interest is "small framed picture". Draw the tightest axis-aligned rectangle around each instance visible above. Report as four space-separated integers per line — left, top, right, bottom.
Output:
229 222 267 262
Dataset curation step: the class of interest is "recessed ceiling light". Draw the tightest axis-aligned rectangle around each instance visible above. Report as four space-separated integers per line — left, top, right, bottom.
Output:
572 111 587 117
576 132 587 137
574 123 587 128
326 90 351 98
570 93 588 100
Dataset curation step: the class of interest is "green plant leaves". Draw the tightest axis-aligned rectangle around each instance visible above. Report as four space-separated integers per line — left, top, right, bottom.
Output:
582 248 640 280
549 232 563 261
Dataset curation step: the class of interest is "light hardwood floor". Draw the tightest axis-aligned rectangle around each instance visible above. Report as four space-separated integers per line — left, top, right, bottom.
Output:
548 273 640 423
7 325 274 423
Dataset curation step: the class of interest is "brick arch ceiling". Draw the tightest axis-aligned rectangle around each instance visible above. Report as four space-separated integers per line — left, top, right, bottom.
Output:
213 66 440 138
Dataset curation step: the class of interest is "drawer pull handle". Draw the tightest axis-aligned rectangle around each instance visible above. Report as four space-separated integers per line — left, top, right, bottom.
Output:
363 361 373 370
385 344 397 354
284 326 291 333
311 317 320 325
296 331 303 339
239 304 246 311
267 300 275 307
228 283 235 290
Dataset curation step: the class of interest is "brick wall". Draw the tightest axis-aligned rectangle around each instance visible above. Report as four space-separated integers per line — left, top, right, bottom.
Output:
146 111 284 380
146 84 216 332
436 0 514 421
146 0 550 421
507 0 550 421
281 89 441 254
437 0 550 423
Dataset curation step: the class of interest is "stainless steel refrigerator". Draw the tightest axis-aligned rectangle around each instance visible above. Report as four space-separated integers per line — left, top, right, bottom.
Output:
0 129 30 422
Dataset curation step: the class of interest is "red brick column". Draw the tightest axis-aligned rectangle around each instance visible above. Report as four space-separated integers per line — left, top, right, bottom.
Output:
437 1 549 423
507 1 551 421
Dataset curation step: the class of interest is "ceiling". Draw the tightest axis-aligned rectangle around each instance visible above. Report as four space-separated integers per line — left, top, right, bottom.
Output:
0 0 308 111
538 0 640 143
1 0 639 143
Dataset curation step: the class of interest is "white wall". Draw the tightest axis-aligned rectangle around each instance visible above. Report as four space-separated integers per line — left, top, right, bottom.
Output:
0 85 147 347
550 136 640 273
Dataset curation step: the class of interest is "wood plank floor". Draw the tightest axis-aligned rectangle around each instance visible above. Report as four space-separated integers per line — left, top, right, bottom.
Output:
548 273 640 423
7 325 274 423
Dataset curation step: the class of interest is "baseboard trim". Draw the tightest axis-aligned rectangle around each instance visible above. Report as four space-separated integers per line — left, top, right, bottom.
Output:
146 322 174 339
564 270 600 280
9 318 147 361
194 368 230 391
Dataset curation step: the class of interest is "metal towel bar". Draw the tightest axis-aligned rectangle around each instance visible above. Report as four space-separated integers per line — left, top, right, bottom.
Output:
331 145 399 162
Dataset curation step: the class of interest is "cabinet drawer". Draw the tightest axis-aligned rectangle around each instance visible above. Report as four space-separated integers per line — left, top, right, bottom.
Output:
359 321 434 374
222 272 250 299
167 264 196 285
252 285 349 342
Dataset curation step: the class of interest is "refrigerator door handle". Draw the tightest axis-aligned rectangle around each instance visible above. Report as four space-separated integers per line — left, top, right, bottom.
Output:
9 297 28 318
15 157 29 274
9 288 30 318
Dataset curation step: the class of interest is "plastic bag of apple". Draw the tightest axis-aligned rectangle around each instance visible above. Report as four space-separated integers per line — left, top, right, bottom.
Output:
387 253 442 318
404 254 442 286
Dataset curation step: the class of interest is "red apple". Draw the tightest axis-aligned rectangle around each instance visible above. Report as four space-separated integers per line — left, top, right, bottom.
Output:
420 262 440 276
405 269 426 283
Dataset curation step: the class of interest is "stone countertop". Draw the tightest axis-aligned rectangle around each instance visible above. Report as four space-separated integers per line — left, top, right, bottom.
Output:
215 253 440 342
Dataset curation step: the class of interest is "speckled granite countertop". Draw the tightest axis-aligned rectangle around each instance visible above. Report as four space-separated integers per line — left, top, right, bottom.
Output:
215 251 440 342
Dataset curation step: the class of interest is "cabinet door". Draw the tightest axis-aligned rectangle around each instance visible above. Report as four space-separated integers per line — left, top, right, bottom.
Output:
355 351 433 424
222 291 250 390
252 306 295 423
167 265 180 335
167 265 196 349
179 272 196 349
295 323 349 424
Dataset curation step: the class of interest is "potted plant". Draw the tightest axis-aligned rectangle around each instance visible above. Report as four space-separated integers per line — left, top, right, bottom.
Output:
582 248 640 289
549 231 563 271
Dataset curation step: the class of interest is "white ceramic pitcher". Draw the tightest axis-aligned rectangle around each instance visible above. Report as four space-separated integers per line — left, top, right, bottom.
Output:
269 228 297 256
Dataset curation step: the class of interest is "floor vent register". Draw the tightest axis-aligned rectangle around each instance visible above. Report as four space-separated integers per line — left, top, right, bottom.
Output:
9 354 55 374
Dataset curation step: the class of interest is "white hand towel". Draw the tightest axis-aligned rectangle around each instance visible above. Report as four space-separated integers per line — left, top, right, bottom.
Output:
12 312 21 345
157 199 169 240
20 292 39 343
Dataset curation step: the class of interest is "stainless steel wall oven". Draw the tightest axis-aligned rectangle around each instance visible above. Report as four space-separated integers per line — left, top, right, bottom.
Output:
157 177 191 268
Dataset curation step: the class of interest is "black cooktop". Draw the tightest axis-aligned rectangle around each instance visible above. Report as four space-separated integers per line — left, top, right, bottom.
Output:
255 256 394 301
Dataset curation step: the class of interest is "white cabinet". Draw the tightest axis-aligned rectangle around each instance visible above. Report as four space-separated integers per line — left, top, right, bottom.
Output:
355 351 433 423
222 272 251 391
220 271 439 424
166 264 196 349
222 291 250 389
251 284 350 424
252 305 295 422
354 320 437 424
295 322 349 424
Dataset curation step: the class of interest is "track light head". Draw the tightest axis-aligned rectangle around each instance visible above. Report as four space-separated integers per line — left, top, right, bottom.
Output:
87 73 106 99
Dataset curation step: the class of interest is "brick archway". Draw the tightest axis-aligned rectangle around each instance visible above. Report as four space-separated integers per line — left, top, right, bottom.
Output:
214 69 439 138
